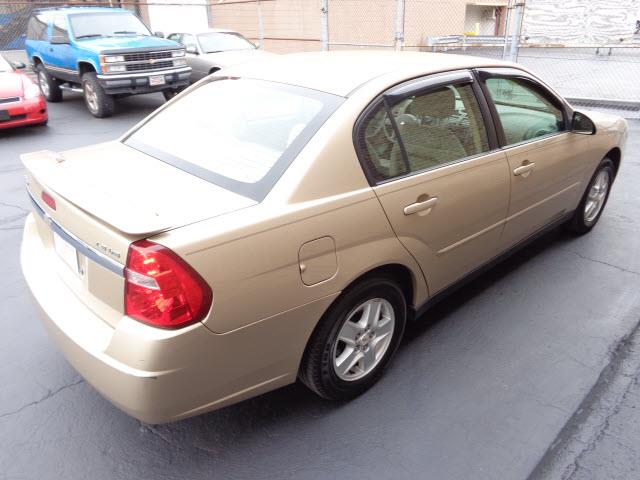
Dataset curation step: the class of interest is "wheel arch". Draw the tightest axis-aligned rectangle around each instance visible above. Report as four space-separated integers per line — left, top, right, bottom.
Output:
31 55 43 67
77 60 97 77
605 147 621 177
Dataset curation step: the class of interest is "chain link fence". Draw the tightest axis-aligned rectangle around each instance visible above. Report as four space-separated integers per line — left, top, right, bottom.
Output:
2 0 639 116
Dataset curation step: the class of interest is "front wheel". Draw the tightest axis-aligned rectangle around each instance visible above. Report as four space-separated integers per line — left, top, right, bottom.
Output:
162 87 185 101
35 65 62 102
82 72 114 118
566 158 614 234
299 276 407 400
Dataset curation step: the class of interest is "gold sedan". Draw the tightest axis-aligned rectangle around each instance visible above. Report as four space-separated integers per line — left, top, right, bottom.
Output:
21 51 628 424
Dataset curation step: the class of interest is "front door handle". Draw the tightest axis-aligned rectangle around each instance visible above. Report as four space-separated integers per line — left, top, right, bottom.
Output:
404 196 438 215
513 162 536 177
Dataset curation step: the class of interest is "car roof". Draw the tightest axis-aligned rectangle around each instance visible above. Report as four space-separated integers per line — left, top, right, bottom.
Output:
224 50 515 97
171 28 239 35
34 6 130 14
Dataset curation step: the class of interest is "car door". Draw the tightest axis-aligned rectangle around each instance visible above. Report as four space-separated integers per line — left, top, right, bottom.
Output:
182 33 208 81
476 68 591 248
48 14 76 81
356 71 511 295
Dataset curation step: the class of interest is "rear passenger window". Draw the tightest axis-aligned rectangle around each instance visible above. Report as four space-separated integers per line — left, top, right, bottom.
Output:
484 78 565 145
357 82 490 182
26 13 49 41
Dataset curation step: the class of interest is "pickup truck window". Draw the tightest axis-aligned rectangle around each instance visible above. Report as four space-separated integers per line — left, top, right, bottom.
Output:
52 15 70 43
124 78 344 200
26 13 49 41
69 12 150 39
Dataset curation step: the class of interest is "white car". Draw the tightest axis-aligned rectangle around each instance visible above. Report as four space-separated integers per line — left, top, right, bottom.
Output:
167 28 274 83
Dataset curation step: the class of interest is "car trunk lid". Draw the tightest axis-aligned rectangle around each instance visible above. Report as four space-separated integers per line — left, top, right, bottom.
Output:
22 141 256 327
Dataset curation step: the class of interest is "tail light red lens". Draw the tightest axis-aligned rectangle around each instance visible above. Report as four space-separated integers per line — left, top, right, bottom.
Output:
124 240 212 329
41 190 56 210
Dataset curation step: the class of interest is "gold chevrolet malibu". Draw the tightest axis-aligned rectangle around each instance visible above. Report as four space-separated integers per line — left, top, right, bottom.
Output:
21 51 628 424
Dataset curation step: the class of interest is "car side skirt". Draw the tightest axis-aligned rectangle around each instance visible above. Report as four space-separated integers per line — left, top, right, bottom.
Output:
413 210 574 320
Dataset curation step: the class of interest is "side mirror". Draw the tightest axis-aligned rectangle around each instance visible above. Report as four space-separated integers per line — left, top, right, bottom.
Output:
12 61 26 69
154 31 164 38
50 35 69 45
572 111 596 135
186 44 198 55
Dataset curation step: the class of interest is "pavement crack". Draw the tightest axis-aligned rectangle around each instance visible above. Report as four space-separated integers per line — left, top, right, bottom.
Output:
0 378 84 421
0 201 29 214
527 314 640 480
563 249 640 276
138 422 176 447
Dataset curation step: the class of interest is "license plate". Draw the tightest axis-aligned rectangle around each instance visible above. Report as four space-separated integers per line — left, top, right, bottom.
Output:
53 231 80 275
149 75 165 86
0 110 9 121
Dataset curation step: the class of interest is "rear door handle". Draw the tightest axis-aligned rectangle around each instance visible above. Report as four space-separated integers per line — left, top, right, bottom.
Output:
513 162 536 177
404 197 438 215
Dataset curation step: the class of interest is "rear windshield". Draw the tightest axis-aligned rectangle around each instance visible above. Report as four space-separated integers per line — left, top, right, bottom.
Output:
124 78 343 200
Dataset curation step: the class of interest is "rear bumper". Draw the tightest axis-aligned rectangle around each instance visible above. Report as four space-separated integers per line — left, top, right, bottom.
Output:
0 97 47 129
97 67 191 95
21 214 334 423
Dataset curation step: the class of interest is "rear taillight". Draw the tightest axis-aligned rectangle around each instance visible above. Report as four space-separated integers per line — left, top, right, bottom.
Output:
41 190 56 210
124 240 212 329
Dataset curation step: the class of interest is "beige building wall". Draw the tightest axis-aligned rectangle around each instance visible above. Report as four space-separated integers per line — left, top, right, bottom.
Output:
210 0 504 52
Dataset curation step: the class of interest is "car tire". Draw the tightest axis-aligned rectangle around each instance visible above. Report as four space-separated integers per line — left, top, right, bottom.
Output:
82 72 114 118
162 88 185 101
35 65 62 102
299 275 407 401
566 158 615 235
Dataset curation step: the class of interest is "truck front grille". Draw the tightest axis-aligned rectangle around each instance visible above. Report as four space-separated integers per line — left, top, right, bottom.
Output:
125 60 174 72
123 51 174 62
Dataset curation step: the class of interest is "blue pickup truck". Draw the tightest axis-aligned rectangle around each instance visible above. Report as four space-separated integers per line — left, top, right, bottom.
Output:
25 7 191 117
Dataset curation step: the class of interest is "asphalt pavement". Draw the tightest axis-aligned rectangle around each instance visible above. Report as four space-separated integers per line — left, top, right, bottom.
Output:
1 94 640 480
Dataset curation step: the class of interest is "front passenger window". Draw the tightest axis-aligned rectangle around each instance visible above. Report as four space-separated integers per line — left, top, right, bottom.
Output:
484 78 565 145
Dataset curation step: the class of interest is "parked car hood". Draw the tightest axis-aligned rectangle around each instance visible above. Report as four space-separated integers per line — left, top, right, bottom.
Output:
0 71 24 98
200 49 274 67
76 35 181 54
21 141 257 235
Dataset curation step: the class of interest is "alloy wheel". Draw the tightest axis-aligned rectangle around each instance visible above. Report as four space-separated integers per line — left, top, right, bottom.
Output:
332 298 396 381
584 169 610 224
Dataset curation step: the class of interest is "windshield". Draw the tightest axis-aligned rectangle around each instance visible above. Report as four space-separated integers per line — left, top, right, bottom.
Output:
124 78 343 200
197 32 254 53
0 56 12 72
69 12 150 39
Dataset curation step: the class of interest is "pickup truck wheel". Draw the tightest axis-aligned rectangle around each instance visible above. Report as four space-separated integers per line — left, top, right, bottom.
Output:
82 72 114 118
36 65 62 102
162 88 185 101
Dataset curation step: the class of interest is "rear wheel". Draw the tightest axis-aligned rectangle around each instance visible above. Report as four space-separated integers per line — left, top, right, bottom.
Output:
566 158 614 234
35 65 62 102
299 276 407 400
82 72 114 118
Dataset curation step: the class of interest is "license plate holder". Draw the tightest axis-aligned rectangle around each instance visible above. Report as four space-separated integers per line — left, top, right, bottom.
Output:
53 231 80 275
149 75 166 87
0 110 9 121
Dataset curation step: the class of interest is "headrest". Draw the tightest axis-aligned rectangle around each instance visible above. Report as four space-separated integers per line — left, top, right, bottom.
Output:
408 87 456 119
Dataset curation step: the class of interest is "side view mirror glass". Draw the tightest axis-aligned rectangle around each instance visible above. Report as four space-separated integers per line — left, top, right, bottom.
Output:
572 111 596 135
186 45 198 55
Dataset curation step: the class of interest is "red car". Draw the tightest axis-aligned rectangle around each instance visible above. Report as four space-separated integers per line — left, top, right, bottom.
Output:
0 55 47 129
